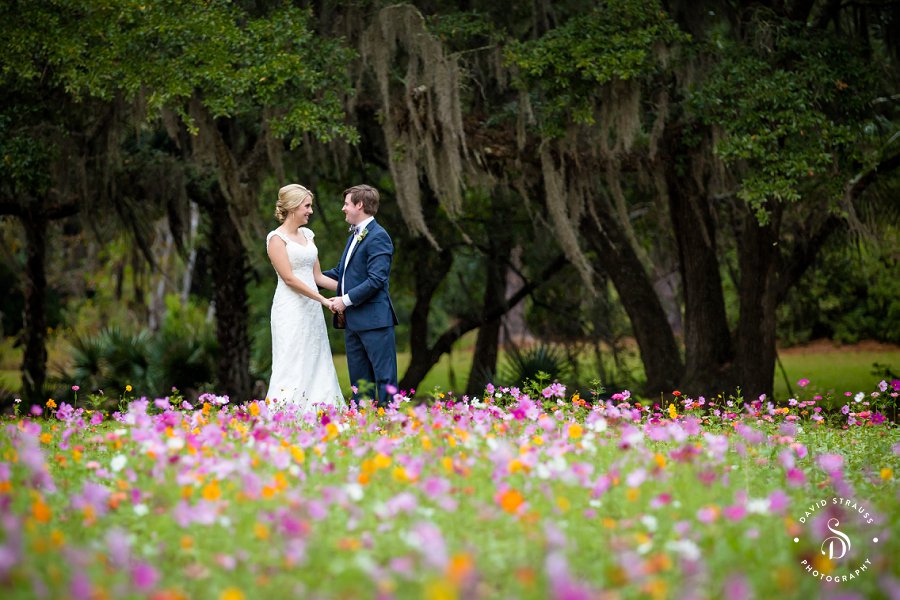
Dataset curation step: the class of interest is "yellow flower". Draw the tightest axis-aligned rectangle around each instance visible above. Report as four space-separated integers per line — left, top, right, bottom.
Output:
219 588 245 600
45 399 56 409
568 424 583 439
39 433 52 444
881 468 893 480
668 403 677 419
248 401 260 417
125 384 133 393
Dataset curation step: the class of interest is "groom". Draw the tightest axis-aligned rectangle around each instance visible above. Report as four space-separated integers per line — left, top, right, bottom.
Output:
324 184 399 407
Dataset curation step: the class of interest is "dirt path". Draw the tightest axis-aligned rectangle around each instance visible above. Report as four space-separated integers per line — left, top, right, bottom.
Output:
778 339 900 355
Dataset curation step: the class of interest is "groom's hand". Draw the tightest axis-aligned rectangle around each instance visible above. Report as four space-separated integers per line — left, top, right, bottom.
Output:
332 297 347 314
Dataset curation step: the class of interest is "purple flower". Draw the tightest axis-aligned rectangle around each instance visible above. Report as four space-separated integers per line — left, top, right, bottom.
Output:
105 528 131 568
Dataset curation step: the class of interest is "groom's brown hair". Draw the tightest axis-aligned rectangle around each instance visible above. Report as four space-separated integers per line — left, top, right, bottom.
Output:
344 184 380 215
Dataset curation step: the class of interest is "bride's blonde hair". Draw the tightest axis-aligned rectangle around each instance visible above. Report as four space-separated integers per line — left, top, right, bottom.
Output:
274 184 313 222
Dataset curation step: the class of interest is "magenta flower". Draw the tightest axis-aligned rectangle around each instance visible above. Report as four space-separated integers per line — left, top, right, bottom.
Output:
131 561 158 591
786 468 806 487
797 378 809 388
723 505 747 521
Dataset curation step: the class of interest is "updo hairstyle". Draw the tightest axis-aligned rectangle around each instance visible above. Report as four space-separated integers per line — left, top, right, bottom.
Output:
274 184 313 223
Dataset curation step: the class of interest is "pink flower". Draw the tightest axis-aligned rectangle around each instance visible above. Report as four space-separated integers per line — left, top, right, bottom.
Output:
722 573 751 600
697 506 718 524
723 505 747 521
71 385 80 392
817 453 844 474
767 489 789 515
797 378 809 388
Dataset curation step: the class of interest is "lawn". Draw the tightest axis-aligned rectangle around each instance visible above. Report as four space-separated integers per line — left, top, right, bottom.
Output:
1 382 898 599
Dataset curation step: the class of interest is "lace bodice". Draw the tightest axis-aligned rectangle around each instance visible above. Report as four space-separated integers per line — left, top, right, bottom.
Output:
267 228 317 288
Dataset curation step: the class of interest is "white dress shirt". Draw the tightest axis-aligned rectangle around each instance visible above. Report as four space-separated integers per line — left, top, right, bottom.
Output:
341 216 375 306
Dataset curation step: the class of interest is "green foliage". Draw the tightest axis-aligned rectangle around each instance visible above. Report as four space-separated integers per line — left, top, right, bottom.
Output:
505 0 688 131
499 344 572 387
0 0 357 146
65 295 216 402
690 15 880 222
778 235 900 346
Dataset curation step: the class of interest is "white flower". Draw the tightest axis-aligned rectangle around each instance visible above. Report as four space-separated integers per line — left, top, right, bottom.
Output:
110 454 127 472
587 418 608 433
854 392 864 403
665 539 701 561
166 437 184 451
345 483 364 502
747 498 770 514
133 504 149 516
641 515 658 531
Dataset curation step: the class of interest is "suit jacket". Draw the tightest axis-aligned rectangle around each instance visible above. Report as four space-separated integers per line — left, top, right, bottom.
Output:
323 219 399 331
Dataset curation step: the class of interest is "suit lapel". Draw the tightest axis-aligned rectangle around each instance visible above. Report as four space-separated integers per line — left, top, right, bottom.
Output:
346 220 376 268
338 232 355 292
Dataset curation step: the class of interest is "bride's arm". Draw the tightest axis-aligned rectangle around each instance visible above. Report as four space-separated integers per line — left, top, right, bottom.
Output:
314 259 337 292
267 238 332 307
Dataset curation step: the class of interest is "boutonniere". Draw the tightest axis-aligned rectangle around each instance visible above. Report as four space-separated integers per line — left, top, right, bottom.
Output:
355 228 369 243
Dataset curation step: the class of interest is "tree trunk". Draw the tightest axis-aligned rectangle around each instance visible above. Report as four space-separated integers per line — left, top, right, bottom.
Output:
664 140 734 395
734 205 781 399
21 213 48 403
465 242 512 398
400 235 454 391
207 195 252 401
584 202 684 394
401 254 567 393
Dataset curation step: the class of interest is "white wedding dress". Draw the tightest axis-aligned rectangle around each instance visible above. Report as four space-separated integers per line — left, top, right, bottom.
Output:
265 228 345 410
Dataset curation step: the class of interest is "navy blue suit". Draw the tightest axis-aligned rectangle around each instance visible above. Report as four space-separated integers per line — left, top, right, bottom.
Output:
323 219 398 406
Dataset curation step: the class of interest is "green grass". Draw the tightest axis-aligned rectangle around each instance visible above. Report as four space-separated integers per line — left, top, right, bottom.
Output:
4 334 898 403
773 348 900 400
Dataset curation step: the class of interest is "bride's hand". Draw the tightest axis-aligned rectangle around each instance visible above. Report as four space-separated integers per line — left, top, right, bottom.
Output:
322 298 336 312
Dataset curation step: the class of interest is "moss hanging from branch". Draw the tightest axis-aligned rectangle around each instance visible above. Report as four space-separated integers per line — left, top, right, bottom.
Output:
540 145 594 290
360 5 468 248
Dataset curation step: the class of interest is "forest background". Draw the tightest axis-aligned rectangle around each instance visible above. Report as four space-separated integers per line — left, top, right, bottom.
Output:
1 0 898 409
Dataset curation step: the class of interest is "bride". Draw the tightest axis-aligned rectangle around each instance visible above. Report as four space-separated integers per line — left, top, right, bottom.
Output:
264 184 345 410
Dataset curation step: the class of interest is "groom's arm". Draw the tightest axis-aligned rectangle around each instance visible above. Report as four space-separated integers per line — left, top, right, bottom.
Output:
344 233 393 306
321 266 339 282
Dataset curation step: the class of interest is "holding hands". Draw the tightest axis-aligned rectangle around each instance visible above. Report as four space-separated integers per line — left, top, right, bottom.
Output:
321 297 345 314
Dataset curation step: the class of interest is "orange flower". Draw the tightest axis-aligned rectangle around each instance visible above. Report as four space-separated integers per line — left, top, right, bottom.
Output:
498 488 525 514
32 498 52 523
202 480 221 501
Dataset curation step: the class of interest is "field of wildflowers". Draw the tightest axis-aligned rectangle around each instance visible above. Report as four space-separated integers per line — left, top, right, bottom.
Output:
2 379 898 599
